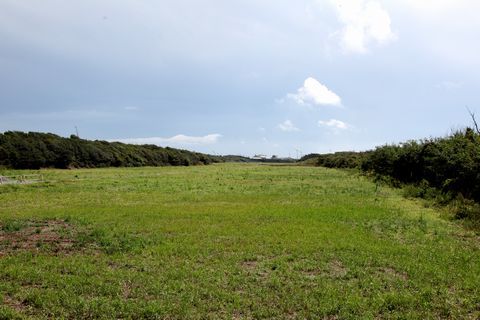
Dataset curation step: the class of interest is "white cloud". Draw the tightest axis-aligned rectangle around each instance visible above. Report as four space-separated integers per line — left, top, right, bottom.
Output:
331 0 396 54
437 81 463 90
402 0 470 15
287 77 341 107
319 119 350 130
111 134 222 146
124 106 139 111
393 1 480 68
278 120 300 132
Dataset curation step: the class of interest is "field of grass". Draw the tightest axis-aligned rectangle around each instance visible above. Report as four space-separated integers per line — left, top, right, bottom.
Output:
0 163 479 319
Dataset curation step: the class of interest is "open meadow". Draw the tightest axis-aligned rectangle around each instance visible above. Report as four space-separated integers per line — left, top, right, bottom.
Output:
0 163 479 319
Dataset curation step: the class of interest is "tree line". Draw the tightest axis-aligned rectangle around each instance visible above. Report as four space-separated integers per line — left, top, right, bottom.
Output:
0 131 221 169
304 127 480 224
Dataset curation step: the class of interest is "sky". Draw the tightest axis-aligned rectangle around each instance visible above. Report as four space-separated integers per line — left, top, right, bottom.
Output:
1 0 479 157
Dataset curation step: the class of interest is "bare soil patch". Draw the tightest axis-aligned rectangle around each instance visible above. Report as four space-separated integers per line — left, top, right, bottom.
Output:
327 259 348 278
2 295 28 313
241 260 258 271
377 267 408 281
240 259 272 279
302 269 320 279
0 219 82 255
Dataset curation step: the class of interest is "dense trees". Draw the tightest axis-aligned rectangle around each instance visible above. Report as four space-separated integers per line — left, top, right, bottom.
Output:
0 131 220 169
360 129 480 203
306 128 480 222
313 152 370 169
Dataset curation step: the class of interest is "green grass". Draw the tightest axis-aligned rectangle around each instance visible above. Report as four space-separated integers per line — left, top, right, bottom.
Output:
0 164 479 319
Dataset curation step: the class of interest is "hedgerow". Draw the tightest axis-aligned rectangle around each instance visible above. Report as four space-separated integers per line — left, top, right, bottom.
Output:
305 128 480 225
0 131 221 169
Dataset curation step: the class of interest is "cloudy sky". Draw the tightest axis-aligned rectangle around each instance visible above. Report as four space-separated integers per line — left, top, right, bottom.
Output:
1 0 479 157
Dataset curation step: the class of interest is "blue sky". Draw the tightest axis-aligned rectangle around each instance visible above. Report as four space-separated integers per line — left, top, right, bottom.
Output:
1 0 479 157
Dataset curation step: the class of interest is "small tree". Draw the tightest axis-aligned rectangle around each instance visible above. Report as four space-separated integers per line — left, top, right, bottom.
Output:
467 107 480 134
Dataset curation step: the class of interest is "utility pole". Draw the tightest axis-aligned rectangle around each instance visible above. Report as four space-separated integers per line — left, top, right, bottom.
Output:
295 148 302 160
75 126 79 138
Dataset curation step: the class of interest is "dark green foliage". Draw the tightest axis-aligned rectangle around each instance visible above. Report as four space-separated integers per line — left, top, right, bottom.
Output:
362 128 480 203
310 128 480 224
0 131 221 169
302 151 370 169
299 153 320 162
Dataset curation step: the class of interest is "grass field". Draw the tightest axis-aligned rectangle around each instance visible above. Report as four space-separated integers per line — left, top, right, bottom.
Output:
0 164 479 319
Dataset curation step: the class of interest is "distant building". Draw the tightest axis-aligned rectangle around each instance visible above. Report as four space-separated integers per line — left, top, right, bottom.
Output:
252 154 267 160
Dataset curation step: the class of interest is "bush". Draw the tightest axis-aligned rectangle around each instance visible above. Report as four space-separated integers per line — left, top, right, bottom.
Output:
364 129 480 203
311 127 480 224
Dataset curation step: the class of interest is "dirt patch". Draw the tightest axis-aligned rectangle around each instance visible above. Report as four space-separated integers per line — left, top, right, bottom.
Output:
240 259 272 279
2 295 28 313
107 261 137 271
327 260 348 278
0 219 83 255
241 260 258 271
303 269 320 279
377 267 408 281
232 310 254 320
121 280 134 300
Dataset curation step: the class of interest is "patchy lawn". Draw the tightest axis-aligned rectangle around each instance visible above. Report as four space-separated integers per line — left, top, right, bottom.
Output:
0 164 479 319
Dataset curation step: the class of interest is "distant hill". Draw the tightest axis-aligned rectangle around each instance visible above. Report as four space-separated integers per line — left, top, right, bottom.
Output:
0 131 221 169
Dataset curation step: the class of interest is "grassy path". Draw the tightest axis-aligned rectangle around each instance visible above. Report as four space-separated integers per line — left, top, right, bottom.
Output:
0 164 479 319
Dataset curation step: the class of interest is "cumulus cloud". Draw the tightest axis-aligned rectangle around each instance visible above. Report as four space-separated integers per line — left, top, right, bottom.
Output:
278 120 300 132
112 134 222 146
402 0 471 15
437 81 463 90
319 119 350 130
287 77 341 107
398 1 480 68
331 0 396 54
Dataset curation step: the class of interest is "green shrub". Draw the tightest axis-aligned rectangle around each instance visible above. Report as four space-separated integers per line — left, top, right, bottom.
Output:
311 127 480 224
